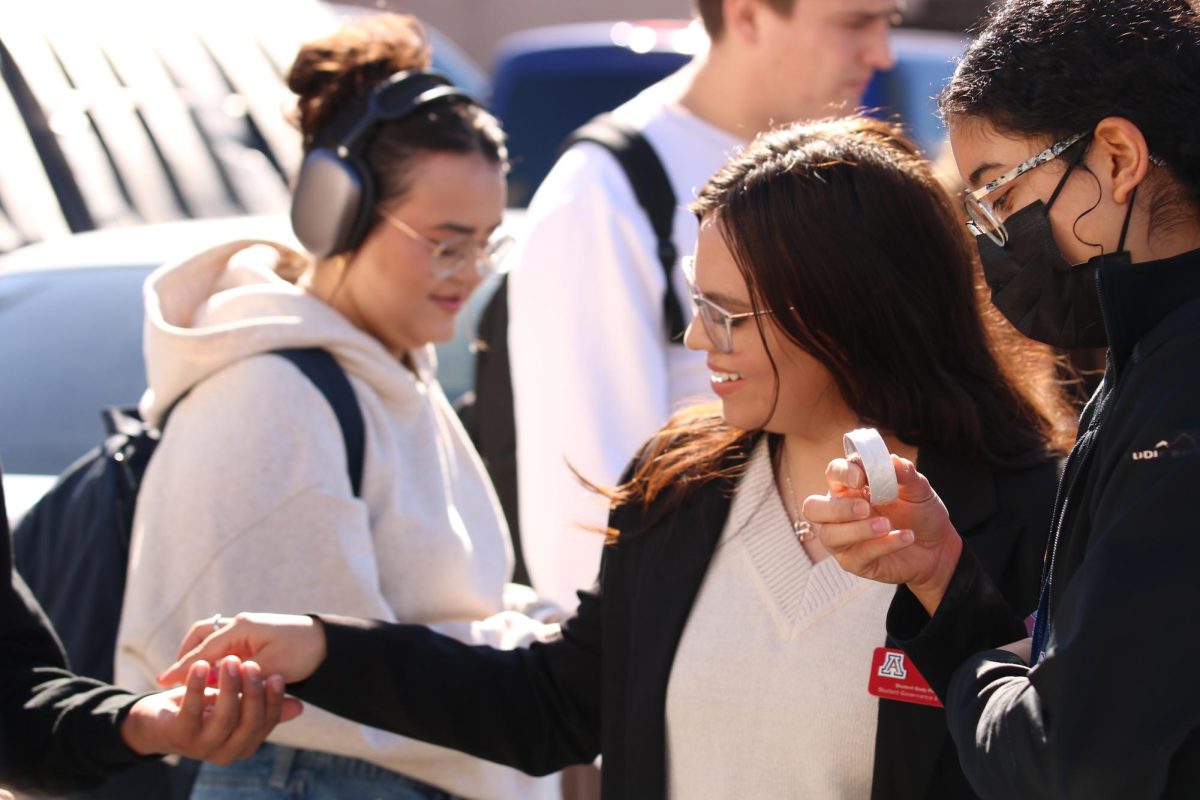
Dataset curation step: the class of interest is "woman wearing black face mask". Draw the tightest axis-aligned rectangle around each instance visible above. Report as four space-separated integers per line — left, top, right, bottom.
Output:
806 0 1200 797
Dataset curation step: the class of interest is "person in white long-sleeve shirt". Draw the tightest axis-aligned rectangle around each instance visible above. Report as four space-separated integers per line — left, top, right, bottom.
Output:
509 0 902 611
116 13 560 800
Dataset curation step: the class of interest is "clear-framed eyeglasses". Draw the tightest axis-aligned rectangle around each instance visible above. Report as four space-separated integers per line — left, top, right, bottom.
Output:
378 208 514 282
963 131 1090 247
681 256 776 354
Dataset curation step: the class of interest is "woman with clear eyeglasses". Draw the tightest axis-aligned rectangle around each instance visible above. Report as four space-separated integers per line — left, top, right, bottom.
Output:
115 13 563 800
805 0 1200 796
158 115 1078 799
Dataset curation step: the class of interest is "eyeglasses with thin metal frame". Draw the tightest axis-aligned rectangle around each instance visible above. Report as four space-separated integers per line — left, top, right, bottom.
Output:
378 208 514 282
681 255 777 354
963 131 1089 247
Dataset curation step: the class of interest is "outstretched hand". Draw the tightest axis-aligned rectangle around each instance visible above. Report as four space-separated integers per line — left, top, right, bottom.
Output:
122 655 301 763
157 613 327 690
802 453 963 615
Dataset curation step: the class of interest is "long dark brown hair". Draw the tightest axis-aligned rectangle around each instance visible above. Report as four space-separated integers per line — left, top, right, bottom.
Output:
607 116 1076 525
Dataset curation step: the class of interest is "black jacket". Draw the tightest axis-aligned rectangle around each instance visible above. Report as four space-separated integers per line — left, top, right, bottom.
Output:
0 467 142 792
295 436 1056 799
890 248 1200 799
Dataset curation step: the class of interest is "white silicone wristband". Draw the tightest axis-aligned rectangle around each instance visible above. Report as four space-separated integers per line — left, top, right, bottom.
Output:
842 427 899 506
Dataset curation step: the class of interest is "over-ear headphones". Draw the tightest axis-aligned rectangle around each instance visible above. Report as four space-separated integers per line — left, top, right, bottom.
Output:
290 69 478 259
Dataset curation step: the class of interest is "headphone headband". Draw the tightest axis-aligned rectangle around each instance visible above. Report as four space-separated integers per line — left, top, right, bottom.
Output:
327 70 478 156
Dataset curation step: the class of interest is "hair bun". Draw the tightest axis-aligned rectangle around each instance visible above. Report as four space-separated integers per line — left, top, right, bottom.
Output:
287 13 433 147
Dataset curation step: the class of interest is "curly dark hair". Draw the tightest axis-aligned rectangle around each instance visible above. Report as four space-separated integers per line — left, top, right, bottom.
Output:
940 0 1200 224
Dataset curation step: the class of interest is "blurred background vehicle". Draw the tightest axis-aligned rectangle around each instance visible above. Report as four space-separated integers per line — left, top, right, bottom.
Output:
0 0 485 253
0 216 289 525
0 212 517 526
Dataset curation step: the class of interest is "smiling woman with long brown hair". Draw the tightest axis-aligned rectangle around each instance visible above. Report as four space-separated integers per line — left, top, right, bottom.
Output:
159 115 1076 799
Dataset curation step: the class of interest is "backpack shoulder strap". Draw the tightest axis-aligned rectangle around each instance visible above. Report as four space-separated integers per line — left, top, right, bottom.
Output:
560 114 686 341
271 348 365 497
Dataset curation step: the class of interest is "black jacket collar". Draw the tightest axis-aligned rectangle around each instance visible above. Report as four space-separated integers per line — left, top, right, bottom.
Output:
1098 247 1200 377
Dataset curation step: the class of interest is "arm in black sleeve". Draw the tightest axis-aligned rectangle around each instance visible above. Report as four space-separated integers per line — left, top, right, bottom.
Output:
903 376 1200 799
889 454 1056 696
290 577 604 776
1 484 142 791
888 545 1029 698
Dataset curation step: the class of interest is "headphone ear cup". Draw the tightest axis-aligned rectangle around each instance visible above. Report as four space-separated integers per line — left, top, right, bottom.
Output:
341 151 377 255
291 148 370 258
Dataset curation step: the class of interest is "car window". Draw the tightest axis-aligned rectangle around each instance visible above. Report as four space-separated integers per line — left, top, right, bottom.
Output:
0 2 492 254
0 266 151 475
492 49 688 207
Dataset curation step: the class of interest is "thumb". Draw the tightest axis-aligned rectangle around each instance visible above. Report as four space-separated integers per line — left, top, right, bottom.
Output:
279 696 305 723
892 455 934 502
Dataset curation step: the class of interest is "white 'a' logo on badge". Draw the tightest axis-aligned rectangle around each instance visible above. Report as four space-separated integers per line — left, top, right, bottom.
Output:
878 652 908 679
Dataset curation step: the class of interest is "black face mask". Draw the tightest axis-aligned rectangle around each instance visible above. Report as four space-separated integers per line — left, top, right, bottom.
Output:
975 153 1135 350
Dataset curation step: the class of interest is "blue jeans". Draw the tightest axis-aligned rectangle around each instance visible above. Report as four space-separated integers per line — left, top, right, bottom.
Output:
190 742 459 800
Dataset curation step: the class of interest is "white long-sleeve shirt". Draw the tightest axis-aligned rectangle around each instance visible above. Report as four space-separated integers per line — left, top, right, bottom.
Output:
508 78 744 610
116 241 560 800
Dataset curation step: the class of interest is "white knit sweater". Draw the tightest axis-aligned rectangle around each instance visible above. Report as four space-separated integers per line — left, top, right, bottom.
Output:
115 241 560 800
666 439 893 798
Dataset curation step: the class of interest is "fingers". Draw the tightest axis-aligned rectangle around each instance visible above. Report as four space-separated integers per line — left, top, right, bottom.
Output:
209 661 269 763
816 514 893 552
279 692 304 723
892 455 933 502
196 656 244 761
260 672 290 728
174 661 211 740
203 665 300 763
176 618 216 661
828 529 916 575
160 627 234 687
802 493 871 526
250 673 303 737
824 457 868 496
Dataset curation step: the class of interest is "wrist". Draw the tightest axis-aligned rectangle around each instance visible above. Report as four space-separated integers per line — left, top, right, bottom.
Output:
908 524 963 617
118 697 157 757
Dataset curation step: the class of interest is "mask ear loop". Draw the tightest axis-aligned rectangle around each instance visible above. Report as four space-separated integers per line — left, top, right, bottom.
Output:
1116 187 1137 253
1045 134 1094 211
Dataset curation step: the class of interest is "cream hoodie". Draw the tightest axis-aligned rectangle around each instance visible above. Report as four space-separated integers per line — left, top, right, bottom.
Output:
115 241 560 800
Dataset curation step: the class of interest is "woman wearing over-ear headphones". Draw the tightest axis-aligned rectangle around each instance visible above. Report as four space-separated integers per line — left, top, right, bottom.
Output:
114 14 560 800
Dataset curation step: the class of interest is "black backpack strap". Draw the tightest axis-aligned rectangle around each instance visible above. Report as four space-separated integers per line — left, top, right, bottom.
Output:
560 114 687 341
271 348 365 497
